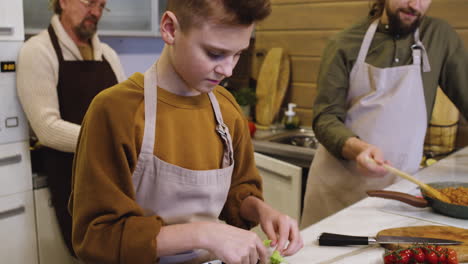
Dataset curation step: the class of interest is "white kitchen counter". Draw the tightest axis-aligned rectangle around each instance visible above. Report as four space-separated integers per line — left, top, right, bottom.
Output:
285 147 468 264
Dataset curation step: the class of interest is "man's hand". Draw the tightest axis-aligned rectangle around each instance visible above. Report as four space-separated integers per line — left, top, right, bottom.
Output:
342 137 389 177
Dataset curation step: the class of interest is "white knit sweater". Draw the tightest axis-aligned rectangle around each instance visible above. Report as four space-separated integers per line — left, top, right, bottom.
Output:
17 15 126 153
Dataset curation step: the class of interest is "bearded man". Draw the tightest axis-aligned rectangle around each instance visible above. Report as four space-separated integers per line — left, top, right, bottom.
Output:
17 0 126 256
301 0 468 228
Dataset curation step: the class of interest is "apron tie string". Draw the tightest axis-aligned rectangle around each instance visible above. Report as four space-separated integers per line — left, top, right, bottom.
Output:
413 29 431 73
216 123 234 167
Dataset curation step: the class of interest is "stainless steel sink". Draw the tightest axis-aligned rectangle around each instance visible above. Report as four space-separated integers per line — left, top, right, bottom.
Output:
252 128 317 168
262 130 318 149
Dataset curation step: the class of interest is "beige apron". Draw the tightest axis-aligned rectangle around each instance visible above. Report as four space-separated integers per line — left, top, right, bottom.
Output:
301 19 431 228
132 63 235 264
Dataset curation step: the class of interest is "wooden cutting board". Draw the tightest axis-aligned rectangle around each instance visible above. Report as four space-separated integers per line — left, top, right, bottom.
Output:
377 226 468 262
255 47 290 127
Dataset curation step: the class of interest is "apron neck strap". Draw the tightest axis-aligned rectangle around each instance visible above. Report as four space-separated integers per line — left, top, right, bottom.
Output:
355 19 379 64
412 29 431 72
356 19 431 72
48 25 65 62
208 92 235 167
141 63 158 154
141 63 234 167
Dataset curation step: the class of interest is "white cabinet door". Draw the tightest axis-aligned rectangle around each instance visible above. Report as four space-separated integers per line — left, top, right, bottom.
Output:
0 190 38 264
0 141 32 196
0 42 29 145
34 187 76 264
254 152 302 221
0 0 24 41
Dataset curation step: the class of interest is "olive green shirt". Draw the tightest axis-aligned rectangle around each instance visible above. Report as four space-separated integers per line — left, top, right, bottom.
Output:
313 16 468 159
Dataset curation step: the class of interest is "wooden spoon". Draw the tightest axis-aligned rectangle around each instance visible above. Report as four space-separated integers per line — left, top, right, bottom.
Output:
366 158 451 203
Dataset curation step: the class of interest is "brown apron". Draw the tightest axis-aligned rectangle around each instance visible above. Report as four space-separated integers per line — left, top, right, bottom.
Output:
38 25 118 256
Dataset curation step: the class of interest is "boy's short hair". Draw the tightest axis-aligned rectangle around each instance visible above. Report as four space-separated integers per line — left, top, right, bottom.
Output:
166 0 271 32
49 0 62 14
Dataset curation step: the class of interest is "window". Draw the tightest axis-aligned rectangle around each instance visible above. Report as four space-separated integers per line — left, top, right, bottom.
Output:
24 0 163 37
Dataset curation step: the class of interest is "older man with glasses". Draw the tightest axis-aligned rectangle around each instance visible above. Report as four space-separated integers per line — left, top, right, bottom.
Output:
17 0 126 257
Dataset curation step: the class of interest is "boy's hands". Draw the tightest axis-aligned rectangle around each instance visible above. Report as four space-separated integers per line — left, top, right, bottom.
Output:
257 202 303 256
187 196 303 263
198 222 268 264
239 196 303 259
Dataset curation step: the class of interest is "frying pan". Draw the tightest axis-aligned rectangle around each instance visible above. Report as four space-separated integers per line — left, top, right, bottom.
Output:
367 181 468 219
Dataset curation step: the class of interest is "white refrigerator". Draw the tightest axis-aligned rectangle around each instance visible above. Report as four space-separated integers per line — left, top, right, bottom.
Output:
0 0 39 263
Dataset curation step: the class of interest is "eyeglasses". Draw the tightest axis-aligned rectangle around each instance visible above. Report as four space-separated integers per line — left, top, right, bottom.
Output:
79 0 111 13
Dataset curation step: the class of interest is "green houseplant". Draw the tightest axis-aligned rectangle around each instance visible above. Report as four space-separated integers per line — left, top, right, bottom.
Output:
231 87 257 117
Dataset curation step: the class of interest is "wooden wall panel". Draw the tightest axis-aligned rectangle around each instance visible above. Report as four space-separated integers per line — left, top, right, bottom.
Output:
458 30 468 48
261 0 468 31
428 0 468 28
291 57 321 83
257 2 368 31
255 31 336 57
285 83 317 109
252 31 335 78
263 0 467 30
295 108 314 127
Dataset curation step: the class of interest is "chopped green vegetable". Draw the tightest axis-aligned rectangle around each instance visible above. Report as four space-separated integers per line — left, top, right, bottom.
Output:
263 239 287 264
263 239 272 247
270 250 286 264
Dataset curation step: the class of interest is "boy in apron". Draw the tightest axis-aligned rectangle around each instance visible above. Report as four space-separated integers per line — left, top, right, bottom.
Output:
69 1 304 263
301 0 468 228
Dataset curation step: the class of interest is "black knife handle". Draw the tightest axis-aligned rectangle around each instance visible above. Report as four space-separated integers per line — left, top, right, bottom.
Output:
318 233 369 246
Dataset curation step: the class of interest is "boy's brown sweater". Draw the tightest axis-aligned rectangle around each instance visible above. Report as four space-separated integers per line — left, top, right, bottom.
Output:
70 73 263 263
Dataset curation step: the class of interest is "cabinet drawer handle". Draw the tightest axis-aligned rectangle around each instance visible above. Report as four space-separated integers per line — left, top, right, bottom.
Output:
0 154 22 167
0 205 25 220
260 167 292 180
0 26 14 36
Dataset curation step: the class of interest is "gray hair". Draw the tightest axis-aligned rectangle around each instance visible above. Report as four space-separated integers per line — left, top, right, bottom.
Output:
49 0 62 14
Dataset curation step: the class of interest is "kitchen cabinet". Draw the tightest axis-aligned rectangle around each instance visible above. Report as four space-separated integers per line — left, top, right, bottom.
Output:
0 2 39 263
0 190 38 264
254 152 302 221
0 141 32 196
34 186 75 264
0 0 24 41
0 41 29 145
24 0 161 37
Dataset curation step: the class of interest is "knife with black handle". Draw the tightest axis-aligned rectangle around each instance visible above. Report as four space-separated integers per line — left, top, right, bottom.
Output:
318 232 463 246
319 233 370 246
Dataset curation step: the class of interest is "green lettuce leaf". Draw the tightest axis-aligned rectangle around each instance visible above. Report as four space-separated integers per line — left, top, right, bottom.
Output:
270 250 285 264
263 240 286 264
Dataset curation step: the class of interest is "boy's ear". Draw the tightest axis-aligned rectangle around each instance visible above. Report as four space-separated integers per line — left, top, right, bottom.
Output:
160 11 179 45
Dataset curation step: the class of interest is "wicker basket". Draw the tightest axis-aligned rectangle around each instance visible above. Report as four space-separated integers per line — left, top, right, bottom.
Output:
424 88 459 156
424 122 458 155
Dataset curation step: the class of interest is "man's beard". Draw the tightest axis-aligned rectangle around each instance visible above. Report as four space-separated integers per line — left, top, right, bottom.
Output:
74 15 98 41
386 8 422 37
